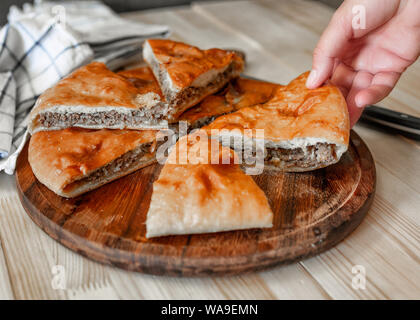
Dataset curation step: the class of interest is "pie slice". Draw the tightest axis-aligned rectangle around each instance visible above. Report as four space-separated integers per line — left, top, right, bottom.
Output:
203 72 350 172
28 62 169 133
28 128 159 198
145 131 273 238
178 77 280 130
143 39 245 121
117 66 163 96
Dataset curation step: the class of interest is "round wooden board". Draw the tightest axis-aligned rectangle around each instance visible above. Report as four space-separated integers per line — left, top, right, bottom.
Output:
15 130 375 276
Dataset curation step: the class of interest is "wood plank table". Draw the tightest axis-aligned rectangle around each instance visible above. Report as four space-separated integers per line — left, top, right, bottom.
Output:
0 0 419 300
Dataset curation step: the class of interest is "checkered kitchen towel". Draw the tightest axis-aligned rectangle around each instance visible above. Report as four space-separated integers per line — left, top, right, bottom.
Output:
0 1 169 174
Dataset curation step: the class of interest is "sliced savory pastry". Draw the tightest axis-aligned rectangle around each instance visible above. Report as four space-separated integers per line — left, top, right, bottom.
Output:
178 87 234 130
28 62 169 133
143 39 245 121
145 131 273 238
203 72 350 172
28 128 159 198
178 77 280 130
117 66 163 96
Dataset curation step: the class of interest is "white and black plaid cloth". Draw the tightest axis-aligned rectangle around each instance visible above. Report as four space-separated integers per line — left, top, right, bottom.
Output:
0 1 169 174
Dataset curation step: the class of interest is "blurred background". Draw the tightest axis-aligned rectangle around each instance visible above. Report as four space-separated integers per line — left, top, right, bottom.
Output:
0 0 344 26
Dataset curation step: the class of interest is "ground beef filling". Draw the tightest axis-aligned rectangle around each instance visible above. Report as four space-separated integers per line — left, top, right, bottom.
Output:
38 107 167 129
264 143 338 169
64 142 155 192
188 115 219 131
157 63 236 118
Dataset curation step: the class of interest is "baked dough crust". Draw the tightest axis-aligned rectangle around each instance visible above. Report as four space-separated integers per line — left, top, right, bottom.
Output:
203 72 350 171
179 77 280 129
144 39 241 89
143 39 245 120
146 131 273 238
117 66 163 97
29 128 158 197
28 62 169 133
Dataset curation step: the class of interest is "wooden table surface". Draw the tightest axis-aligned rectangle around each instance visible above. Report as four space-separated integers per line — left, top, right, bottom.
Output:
0 0 419 300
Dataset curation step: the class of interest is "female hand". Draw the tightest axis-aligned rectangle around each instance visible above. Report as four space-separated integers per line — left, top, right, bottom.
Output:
306 0 420 127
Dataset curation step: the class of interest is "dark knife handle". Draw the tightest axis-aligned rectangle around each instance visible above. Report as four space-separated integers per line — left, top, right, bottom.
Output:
360 105 420 140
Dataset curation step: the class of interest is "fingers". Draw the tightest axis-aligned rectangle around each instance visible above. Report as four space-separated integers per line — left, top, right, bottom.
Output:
347 71 373 106
346 71 373 127
349 104 365 128
354 71 401 107
330 62 357 98
354 85 392 108
306 6 353 88
351 44 414 74
306 0 403 89
346 71 400 127
306 30 350 88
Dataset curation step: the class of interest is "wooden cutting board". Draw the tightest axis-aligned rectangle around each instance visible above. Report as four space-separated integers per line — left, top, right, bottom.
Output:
15 130 375 276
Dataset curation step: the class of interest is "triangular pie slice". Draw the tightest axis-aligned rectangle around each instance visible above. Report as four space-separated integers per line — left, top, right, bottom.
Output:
28 62 169 133
143 39 245 121
145 131 273 238
178 77 280 130
203 72 350 172
29 128 159 198
117 66 163 96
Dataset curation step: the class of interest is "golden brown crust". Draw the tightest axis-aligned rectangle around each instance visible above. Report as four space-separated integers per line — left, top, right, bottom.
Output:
28 63 168 133
144 39 244 90
177 87 234 126
225 77 280 109
145 131 273 238
204 72 350 146
32 62 145 113
117 66 163 98
178 77 280 127
28 128 157 197
143 39 245 121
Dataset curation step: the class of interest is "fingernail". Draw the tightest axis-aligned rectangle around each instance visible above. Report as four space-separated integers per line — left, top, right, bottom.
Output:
306 69 318 88
355 95 365 108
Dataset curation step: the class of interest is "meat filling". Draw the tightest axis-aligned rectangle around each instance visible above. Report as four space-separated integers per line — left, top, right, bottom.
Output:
64 141 156 192
187 115 219 131
38 106 168 129
156 63 237 118
264 143 338 169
